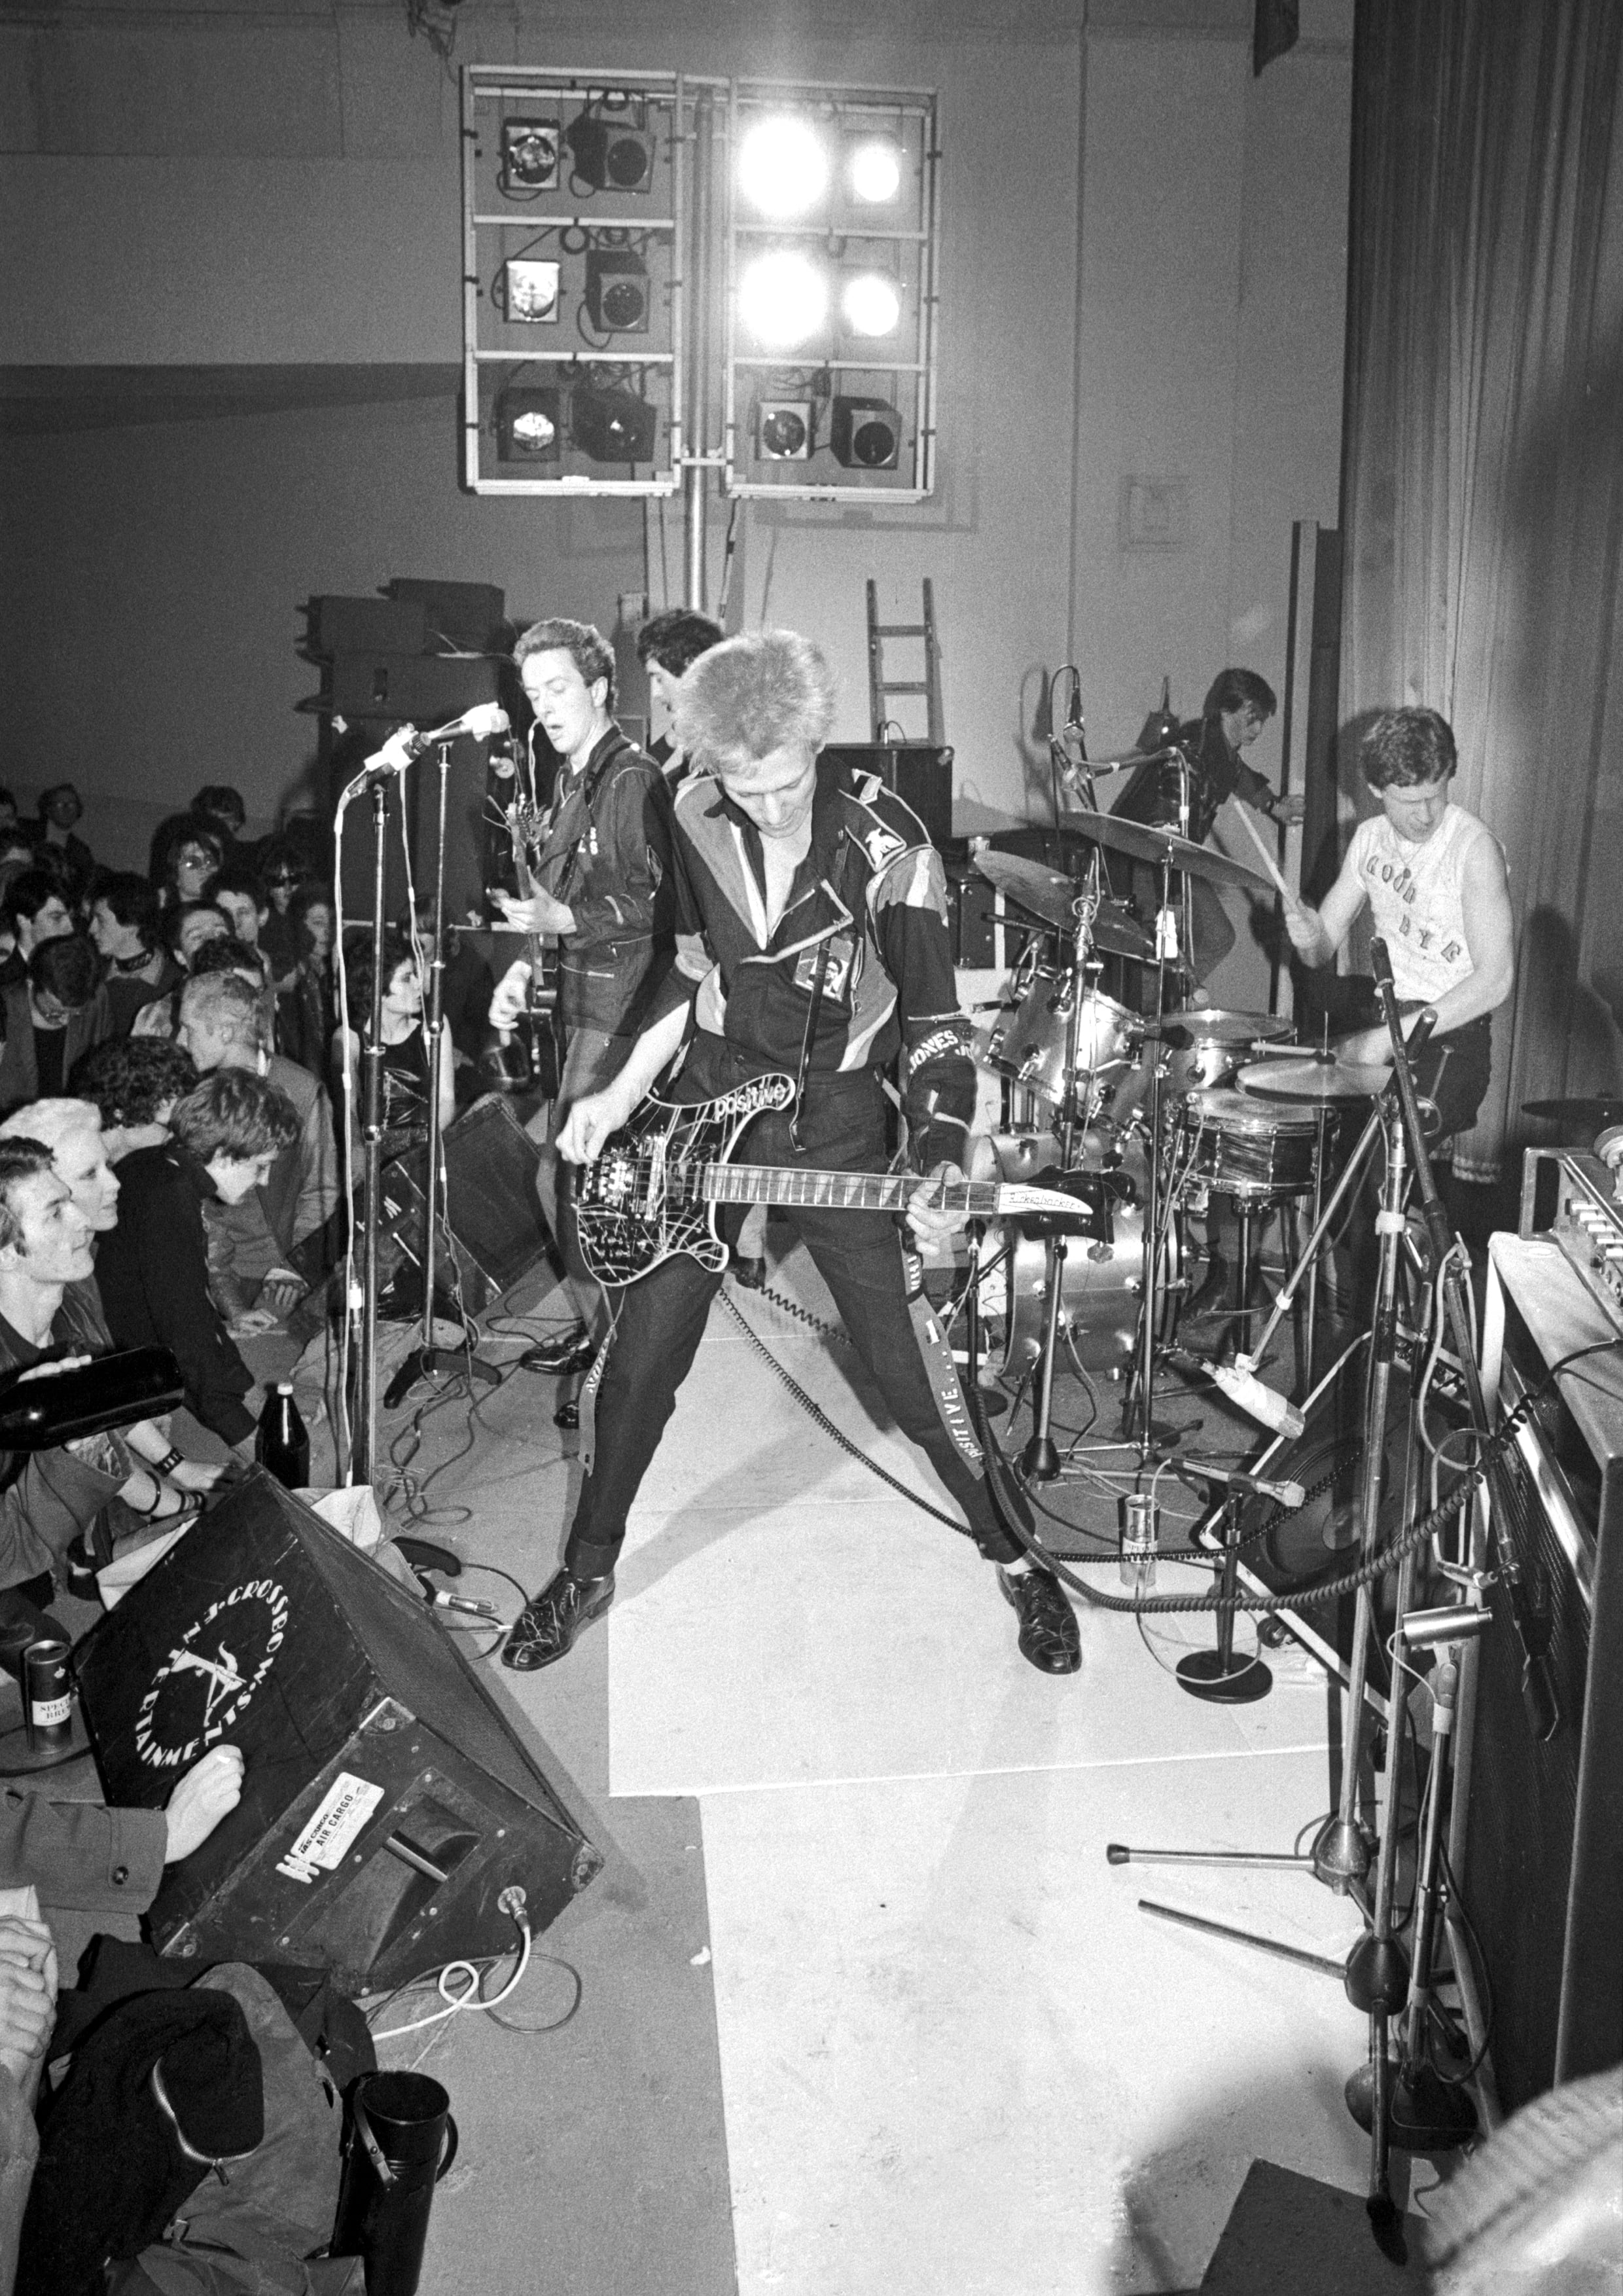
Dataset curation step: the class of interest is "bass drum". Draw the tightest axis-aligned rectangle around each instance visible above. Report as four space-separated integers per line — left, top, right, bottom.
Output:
988 1135 1179 1380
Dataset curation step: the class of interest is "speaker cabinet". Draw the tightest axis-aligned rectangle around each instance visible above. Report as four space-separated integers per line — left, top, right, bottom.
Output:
323 653 504 727
821 744 954 850
77 1473 600 1996
1461 1239 1623 2109
379 1094 551 1314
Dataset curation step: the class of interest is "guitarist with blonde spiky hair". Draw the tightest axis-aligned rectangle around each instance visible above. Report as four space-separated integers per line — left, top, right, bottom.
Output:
501 628 1081 1681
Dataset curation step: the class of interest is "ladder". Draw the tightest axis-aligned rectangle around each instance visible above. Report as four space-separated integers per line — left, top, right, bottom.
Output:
866 579 944 746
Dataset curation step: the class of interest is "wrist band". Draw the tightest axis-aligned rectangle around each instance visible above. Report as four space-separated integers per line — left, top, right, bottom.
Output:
155 1446 184 1473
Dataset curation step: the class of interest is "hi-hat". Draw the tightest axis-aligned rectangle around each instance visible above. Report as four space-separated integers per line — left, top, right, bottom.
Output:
971 851 1158 961
1149 1007 1292 1047
1057 810 1272 893
1522 1096 1623 1129
1237 1053 1393 1103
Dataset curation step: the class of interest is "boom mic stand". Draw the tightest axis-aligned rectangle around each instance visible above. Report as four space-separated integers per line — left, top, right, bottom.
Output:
385 740 500 1408
1022 871 1099 1480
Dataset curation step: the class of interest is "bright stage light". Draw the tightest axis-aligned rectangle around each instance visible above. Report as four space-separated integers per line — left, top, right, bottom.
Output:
840 272 901 338
847 135 904 204
738 249 829 349
738 116 830 218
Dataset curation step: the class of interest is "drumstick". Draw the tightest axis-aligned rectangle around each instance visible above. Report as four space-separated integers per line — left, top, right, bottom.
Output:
1233 804 1304 910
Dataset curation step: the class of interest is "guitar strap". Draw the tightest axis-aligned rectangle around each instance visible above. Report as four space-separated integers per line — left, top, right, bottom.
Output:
907 1280 986 1479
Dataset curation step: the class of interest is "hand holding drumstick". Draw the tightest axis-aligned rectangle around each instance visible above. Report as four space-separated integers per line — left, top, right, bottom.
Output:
1232 804 1330 961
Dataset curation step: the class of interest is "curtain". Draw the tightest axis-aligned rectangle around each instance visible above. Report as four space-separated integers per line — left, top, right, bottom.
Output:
1340 0 1623 1180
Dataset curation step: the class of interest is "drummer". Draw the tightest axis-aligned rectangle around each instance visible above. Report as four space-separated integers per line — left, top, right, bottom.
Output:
1111 668 1305 980
1283 706 1514 1146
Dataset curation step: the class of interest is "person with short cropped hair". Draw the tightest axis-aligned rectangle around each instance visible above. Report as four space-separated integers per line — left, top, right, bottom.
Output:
487 616 678 1397
189 785 246 849
502 628 1081 1679
0 870 75 992
89 871 179 1036
637 607 725 786
1285 705 1514 1139
1107 665 1303 977
28 781 94 886
94 1069 300 1444
69 1036 198 1161
177 970 338 1318
0 936 110 1113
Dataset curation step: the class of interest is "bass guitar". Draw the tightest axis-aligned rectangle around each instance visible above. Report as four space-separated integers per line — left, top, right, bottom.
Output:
570 1071 1114 1287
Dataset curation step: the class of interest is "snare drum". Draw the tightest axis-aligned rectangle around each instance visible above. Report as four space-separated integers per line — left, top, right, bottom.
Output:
1186 1088 1321 1202
978 974 1137 1105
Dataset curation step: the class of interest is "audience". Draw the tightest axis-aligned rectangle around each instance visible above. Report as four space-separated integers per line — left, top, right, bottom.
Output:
175 973 338 1319
0 875 74 994
188 783 247 855
27 785 93 888
68 1038 197 1162
0 940 111 1115
277 886 337 1077
86 874 177 1037
255 840 304 984
209 859 268 956
148 815 223 917
129 905 231 1040
0 794 15 838
94 1069 299 1446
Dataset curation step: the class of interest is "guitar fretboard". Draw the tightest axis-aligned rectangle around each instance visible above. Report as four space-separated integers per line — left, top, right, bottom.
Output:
627 1157 1006 1217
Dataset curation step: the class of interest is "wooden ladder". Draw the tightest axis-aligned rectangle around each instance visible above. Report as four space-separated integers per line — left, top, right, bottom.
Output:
866 578 944 745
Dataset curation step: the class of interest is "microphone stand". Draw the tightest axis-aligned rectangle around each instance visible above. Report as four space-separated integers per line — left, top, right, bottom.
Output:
1021 875 1096 1480
352 773 392 1483
385 741 501 1408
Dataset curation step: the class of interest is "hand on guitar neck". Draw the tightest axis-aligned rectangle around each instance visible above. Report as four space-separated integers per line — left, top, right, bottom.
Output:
493 886 575 938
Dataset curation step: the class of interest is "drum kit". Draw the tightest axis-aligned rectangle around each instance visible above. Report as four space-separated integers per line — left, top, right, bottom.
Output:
965 806 1398 1470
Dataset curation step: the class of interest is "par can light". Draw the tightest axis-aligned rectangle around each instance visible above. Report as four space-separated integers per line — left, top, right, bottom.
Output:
757 400 813 459
738 249 829 349
495 386 562 463
832 395 901 471
738 115 830 219
573 384 656 463
585 247 649 332
840 272 902 338
566 109 652 192
503 257 560 323
846 135 904 205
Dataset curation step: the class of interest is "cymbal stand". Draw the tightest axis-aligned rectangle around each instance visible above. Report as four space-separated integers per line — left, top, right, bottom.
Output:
1235 1090 1391 1382
1124 848 1179 1459
1021 869 1099 1480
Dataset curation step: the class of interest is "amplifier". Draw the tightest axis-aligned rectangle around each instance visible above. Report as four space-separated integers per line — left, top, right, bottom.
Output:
821 744 954 850
321 653 505 726
1459 1235 1623 2109
1520 1147 1623 1333
305 596 429 661
380 1094 550 1314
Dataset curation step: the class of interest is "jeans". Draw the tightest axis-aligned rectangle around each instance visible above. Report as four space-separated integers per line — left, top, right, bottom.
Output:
535 1027 637 1340
562 1066 1020 1579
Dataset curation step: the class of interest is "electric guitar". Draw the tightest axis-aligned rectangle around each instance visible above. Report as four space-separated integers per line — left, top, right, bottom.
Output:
480 747 559 1091
569 1071 1113 1287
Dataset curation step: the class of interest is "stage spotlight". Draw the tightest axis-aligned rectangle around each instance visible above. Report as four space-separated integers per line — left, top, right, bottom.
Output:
840 272 901 338
832 395 900 471
500 118 560 195
502 257 560 323
584 247 648 332
757 400 813 460
495 386 562 463
846 135 904 205
738 249 829 350
566 109 652 193
738 115 830 219
573 385 656 463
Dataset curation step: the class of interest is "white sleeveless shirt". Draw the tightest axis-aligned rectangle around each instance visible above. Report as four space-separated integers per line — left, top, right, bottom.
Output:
1344 802 1498 1003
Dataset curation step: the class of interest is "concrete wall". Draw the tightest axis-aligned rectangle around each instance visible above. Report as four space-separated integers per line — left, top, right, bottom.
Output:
0 0 1353 980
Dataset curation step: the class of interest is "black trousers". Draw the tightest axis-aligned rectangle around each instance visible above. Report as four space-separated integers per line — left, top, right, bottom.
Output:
562 1067 1020 1580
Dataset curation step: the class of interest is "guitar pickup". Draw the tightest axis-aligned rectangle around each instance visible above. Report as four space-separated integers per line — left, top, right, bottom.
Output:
1014 1166 1124 1243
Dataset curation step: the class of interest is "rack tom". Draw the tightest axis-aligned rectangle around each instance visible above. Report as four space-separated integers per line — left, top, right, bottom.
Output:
1186 1087 1321 1202
1162 1009 1291 1100
977 973 1137 1105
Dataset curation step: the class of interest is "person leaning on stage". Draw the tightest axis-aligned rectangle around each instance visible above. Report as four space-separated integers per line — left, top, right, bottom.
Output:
499 628 1082 1681
487 617 677 1389
1283 706 1514 1142
94 1069 300 1450
637 606 724 786
1109 667 1305 978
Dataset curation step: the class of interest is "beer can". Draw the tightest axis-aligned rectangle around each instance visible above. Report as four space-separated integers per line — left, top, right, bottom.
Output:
24 1638 73 1749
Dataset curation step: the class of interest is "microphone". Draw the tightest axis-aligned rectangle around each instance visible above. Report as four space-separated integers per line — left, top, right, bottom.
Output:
1181 1460 1306 1509
1369 935 1393 990
364 704 510 774
1171 1348 1306 1440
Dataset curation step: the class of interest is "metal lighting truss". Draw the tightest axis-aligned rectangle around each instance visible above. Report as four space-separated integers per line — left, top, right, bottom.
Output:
462 63 706 497
722 79 940 503
461 66 940 506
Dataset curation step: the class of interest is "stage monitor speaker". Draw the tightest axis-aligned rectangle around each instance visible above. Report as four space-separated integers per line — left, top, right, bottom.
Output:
323 653 504 727
821 744 954 850
76 1472 601 1996
1459 1241 1623 2111
380 1094 551 1315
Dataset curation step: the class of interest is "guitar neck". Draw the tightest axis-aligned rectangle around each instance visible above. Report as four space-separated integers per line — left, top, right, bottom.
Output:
701 1163 1003 1217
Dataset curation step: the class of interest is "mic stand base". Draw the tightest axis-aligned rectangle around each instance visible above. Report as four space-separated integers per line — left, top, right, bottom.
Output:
1344 2059 1477 2153
383 1344 502 1410
1020 1429 1061 1481
1174 1647 1272 1703
1310 1812 1375 1893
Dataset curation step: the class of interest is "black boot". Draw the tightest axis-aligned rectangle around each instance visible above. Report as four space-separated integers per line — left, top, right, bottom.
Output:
500 1568 614 1671
998 1564 1081 1675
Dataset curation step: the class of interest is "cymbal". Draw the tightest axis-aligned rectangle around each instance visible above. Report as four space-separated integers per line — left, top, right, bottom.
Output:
1522 1097 1623 1129
1236 1053 1393 1103
1059 810 1272 894
971 852 1158 961
1154 1007 1293 1047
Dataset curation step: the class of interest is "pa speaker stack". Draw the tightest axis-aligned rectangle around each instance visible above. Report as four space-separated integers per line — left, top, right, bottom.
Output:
378 1094 552 1317
77 1472 600 1996
821 743 954 850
